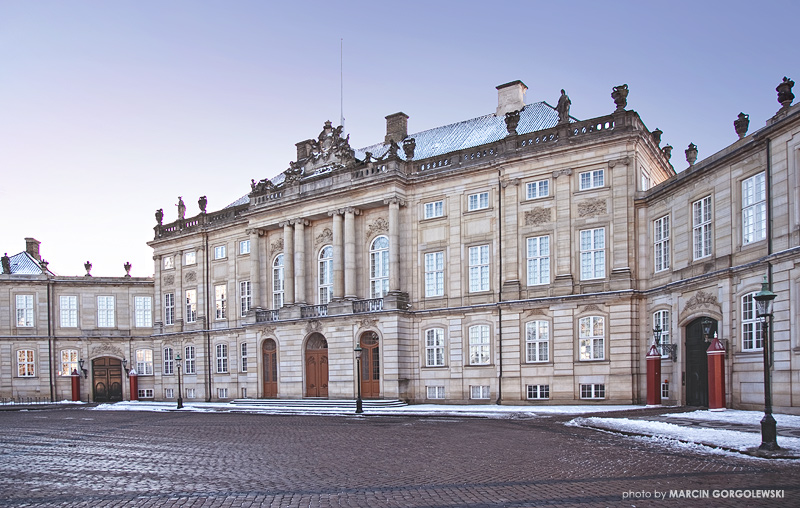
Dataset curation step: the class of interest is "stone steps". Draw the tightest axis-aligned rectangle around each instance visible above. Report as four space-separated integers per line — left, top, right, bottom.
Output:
227 398 407 414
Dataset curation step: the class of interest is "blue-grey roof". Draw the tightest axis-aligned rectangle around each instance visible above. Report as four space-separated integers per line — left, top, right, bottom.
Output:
1 252 49 275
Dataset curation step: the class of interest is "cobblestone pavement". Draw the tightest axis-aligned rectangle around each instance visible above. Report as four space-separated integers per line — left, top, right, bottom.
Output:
0 408 797 507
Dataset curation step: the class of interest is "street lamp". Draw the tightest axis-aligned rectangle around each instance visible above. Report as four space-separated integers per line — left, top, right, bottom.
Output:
701 317 713 342
653 323 677 361
77 358 88 379
753 275 778 451
175 353 184 409
354 345 363 414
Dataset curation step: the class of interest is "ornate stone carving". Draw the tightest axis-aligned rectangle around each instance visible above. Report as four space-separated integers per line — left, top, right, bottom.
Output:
403 138 416 159
777 77 795 107
524 208 551 226
581 304 601 313
527 309 547 316
556 89 571 124
651 128 662 146
164 274 175 286
176 196 186 220
306 320 322 333
270 238 284 257
367 217 389 237
505 110 520 135
611 84 629 111
260 326 276 337
84 261 92 277
185 271 196 282
198 195 207 213
357 318 378 330
250 177 276 195
500 178 520 188
662 144 673 161
383 197 406 207
315 227 333 246
552 168 573 178
734 113 750 139
90 342 124 358
608 157 630 168
683 290 720 312
578 198 607 217
124 262 132 277
685 143 698 166
155 208 163 225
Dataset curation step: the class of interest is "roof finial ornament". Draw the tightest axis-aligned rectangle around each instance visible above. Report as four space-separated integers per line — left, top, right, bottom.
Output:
685 143 698 166
734 112 750 139
124 262 132 277
198 196 207 214
155 208 163 226
651 128 662 146
777 77 795 108
402 138 416 160
84 261 92 277
662 144 673 161
556 89 571 124
504 110 520 135
612 84 629 112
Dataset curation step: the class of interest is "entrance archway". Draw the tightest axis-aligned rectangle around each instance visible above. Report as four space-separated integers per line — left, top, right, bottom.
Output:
262 339 278 398
305 333 328 398
359 331 380 399
92 357 123 402
685 317 717 407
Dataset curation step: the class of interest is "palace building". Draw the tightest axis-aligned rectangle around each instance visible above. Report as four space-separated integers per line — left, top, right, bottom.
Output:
2 78 799 414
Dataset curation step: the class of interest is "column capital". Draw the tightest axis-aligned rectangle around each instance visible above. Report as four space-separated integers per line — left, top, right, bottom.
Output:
608 156 631 168
245 227 265 236
278 220 291 228
342 207 361 215
290 218 309 226
328 209 343 217
551 168 573 179
500 178 520 188
383 197 406 206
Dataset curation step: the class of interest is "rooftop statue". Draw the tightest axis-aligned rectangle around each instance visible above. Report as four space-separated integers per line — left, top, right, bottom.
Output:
176 197 186 220
556 89 571 124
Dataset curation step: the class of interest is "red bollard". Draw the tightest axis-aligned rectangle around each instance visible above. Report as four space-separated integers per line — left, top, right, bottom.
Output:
71 369 81 402
646 343 662 406
129 371 139 401
707 334 726 411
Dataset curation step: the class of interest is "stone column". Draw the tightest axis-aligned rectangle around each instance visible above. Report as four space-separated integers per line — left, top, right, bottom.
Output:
153 254 163 333
294 218 307 304
281 221 294 305
344 208 358 299
552 168 573 296
249 229 261 310
385 198 403 292
330 210 344 300
500 179 521 300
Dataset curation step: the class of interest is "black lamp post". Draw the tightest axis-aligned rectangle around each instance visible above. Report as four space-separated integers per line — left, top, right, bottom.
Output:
701 317 713 342
754 275 778 451
78 358 88 379
354 345 363 414
176 353 184 409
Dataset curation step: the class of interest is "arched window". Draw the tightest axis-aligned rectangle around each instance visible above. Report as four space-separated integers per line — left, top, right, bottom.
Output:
318 245 333 304
370 236 389 298
272 254 284 309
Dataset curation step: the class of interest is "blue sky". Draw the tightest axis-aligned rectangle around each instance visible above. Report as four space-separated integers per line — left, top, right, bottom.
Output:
1 1 798 276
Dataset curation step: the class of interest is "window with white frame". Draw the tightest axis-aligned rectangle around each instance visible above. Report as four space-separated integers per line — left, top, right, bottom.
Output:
163 256 173 270
526 236 550 285
215 285 226 319
467 191 489 211
742 172 766 245
184 251 196 265
273 254 284 309
185 289 197 323
580 228 605 280
60 349 78 376
653 310 670 357
661 381 670 399
240 343 248 372
134 296 152 327
579 169 604 190
163 347 174 375
580 383 605 399
164 293 175 325
217 388 228 399
15 295 33 328
214 245 226 260
641 174 651 191
468 325 490 365
654 215 670 273
186 388 196 399
135 348 153 375
165 388 174 398
425 328 445 367
184 345 196 374
470 385 490 399
370 236 389 298
526 180 549 200
239 239 251 255
424 200 444 219
426 386 445 399
240 281 251 317
59 295 77 328
216 343 228 373
742 292 764 351
468 245 490 292
525 321 549 362
424 251 444 297
138 389 154 399
526 385 550 400
579 316 605 361
97 296 115 328
318 246 333 304
693 196 712 259
17 349 35 377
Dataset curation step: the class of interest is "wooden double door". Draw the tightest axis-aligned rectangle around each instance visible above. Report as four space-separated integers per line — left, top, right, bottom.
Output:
262 339 278 398
360 332 380 399
685 317 717 407
305 333 329 397
92 357 123 402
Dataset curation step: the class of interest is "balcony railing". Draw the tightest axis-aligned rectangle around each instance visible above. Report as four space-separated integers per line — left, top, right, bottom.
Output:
353 298 384 313
255 309 279 323
301 305 328 318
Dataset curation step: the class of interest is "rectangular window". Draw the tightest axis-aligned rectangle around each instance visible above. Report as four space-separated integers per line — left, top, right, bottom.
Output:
580 228 605 280
240 343 248 372
184 251 196 265
468 325 490 365
424 251 445 297
580 383 606 399
653 310 670 357
468 245 490 292
215 285 227 319
240 281 251 317
742 172 766 245
654 215 670 273
425 328 445 367
164 293 175 325
17 350 35 377
273 254 285 309
742 292 764 351
693 196 712 259
526 385 550 400
216 343 228 373
467 191 489 211
661 382 670 399
163 347 174 375
526 236 550 285
426 386 445 399
15 295 34 327
185 289 197 323
186 388 196 399
526 180 549 200
525 321 549 362
214 245 226 260
138 389 154 399
135 349 153 376
184 345 196 374
239 239 251 255
60 349 78 376
242 387 247 398
579 169 604 190
424 200 444 219
165 388 174 399
641 174 651 191
163 256 173 270
59 296 77 328
134 297 152 328
470 385 490 399
97 296 115 328
217 388 228 399
579 316 605 361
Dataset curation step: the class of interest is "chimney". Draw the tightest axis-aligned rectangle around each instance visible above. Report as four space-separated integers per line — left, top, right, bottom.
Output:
496 80 528 116
25 238 41 261
385 112 409 144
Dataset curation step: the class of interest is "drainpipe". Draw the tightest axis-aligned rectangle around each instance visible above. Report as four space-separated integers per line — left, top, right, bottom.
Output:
205 232 212 401
496 171 503 405
47 276 54 402
765 139 774 365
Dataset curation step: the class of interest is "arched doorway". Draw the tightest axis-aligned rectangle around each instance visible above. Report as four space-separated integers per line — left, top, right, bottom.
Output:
262 339 278 398
92 357 123 402
685 317 717 406
305 333 328 398
359 331 380 399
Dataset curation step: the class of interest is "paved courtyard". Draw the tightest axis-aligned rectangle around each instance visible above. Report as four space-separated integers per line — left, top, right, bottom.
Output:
0 408 797 507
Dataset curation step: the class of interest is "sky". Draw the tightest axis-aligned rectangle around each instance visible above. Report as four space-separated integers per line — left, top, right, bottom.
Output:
1 0 798 277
